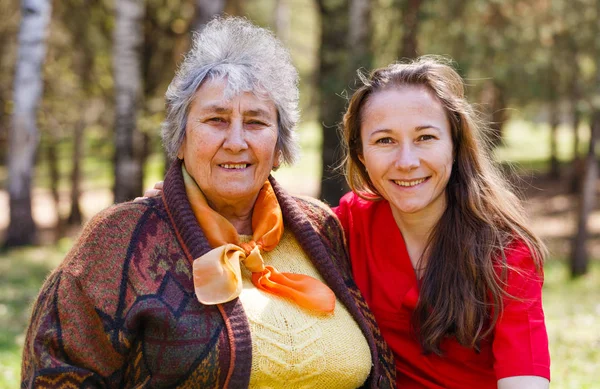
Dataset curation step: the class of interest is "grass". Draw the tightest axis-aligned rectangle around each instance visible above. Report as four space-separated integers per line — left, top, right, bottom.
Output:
0 240 71 388
543 260 600 388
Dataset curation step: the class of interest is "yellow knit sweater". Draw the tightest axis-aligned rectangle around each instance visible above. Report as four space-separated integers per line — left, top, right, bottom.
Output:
238 231 372 388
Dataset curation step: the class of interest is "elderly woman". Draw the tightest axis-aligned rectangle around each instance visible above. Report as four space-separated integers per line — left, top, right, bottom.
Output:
21 18 395 388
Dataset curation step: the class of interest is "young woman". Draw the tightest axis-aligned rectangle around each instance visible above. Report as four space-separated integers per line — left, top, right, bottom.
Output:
336 57 550 388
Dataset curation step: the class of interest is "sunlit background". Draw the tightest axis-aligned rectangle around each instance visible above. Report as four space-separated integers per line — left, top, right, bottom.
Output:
1 0 599 387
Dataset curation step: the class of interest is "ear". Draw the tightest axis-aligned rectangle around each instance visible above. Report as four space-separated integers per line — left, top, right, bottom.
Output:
358 152 365 166
177 142 185 160
273 150 282 169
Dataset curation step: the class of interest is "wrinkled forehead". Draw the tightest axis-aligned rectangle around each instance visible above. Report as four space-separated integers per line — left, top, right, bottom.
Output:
191 76 277 118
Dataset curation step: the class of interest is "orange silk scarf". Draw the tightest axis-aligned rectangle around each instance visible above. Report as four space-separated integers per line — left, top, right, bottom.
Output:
182 165 335 313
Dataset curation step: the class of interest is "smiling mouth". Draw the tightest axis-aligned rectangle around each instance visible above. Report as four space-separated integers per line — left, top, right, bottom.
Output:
220 164 249 169
392 177 428 187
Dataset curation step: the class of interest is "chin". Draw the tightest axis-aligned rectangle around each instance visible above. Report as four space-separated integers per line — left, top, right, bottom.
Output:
392 202 425 215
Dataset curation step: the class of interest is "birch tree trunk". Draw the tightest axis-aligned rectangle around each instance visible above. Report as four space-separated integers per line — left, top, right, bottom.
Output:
192 0 225 33
5 0 52 247
113 0 144 203
315 0 350 206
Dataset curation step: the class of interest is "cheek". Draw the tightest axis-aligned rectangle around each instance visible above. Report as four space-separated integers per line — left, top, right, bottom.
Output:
359 150 374 174
257 134 279 160
438 151 454 183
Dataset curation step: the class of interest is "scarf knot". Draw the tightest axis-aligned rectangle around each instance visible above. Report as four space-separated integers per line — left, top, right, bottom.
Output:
182 164 335 313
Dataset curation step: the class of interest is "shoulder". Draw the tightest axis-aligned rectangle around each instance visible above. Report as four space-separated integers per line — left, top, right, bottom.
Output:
62 198 169 274
291 195 344 237
76 200 155 243
337 191 374 210
501 238 542 273
497 238 545 303
335 191 384 231
336 191 380 217
292 194 337 219
290 194 348 251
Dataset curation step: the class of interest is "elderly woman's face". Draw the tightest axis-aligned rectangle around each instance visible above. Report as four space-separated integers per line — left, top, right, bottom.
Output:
178 78 279 208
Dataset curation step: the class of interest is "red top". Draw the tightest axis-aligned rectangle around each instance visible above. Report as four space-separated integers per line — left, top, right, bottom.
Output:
335 192 550 388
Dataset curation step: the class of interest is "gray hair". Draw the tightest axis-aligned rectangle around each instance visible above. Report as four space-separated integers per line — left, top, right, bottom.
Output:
161 16 300 165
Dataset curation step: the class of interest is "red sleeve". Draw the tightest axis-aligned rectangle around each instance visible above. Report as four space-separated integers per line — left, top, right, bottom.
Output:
493 241 550 381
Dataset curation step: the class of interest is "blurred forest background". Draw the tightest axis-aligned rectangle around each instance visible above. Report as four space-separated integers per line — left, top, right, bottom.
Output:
1 0 600 387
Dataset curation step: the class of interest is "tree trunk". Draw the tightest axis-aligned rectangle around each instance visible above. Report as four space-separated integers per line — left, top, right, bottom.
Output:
113 0 145 203
399 0 424 59
67 119 84 226
547 53 561 179
571 0 600 277
349 0 372 73
316 0 350 206
479 80 507 147
45 132 63 237
5 0 52 247
548 100 560 179
192 0 226 33
569 73 583 193
571 113 599 277
224 0 244 16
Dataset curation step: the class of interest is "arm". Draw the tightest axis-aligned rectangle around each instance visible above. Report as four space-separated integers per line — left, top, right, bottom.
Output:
21 206 144 388
22 271 124 388
498 376 549 389
493 242 551 386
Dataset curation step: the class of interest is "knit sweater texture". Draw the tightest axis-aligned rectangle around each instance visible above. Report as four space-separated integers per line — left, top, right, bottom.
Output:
21 160 395 388
238 231 372 388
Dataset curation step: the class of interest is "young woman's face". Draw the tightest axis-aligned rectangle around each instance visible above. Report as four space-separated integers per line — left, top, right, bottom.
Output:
359 86 454 222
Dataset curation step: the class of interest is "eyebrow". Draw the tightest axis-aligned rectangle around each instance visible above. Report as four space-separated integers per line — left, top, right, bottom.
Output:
198 104 273 118
370 125 441 135
415 125 442 132
243 109 273 118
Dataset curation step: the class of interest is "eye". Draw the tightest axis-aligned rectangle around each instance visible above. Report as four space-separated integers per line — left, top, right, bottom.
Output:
417 134 436 142
206 117 226 123
375 137 394 144
246 120 268 127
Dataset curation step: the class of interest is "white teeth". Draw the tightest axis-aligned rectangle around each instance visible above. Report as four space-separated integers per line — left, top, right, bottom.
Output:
393 178 426 187
221 164 248 169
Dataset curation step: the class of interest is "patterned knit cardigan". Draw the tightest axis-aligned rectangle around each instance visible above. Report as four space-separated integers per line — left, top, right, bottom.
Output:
21 160 395 388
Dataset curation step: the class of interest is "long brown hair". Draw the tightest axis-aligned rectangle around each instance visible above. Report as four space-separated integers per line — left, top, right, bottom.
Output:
341 56 546 355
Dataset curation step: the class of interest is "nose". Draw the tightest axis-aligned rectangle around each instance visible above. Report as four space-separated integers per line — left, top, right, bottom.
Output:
394 144 419 171
222 119 248 152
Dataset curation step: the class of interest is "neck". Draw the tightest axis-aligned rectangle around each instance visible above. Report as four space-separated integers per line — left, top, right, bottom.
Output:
390 198 446 271
205 196 257 235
